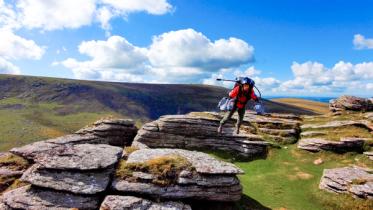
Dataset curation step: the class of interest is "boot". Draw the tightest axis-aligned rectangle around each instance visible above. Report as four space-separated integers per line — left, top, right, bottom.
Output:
235 126 240 134
217 124 223 134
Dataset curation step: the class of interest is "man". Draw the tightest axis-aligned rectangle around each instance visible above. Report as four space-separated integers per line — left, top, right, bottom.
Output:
218 77 258 134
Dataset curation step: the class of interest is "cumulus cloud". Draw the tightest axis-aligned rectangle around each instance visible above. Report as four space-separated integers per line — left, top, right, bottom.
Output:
353 34 373 50
0 28 45 60
0 0 19 29
148 29 253 71
58 29 254 83
276 61 373 94
0 57 20 74
59 36 148 81
0 28 45 75
10 0 172 31
16 0 96 30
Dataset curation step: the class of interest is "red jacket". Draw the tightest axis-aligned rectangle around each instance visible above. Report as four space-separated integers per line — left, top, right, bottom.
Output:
229 86 257 109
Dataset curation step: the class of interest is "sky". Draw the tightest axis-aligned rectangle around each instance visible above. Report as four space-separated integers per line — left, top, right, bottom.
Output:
0 0 373 97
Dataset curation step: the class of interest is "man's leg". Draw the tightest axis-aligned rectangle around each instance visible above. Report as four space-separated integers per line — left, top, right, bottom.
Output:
218 106 237 133
235 108 245 134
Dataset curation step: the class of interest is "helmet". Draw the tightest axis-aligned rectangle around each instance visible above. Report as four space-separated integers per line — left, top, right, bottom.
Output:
241 77 255 86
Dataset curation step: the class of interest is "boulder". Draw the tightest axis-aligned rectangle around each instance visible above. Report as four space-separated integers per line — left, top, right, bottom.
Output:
319 166 373 199
34 144 122 170
1 185 99 210
100 195 191 210
298 137 367 153
329 95 373 113
126 149 243 174
20 164 113 194
76 118 138 146
12 143 122 170
112 148 243 202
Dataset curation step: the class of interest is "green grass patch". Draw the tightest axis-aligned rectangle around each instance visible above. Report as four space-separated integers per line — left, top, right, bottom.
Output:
209 145 373 210
303 126 372 141
0 97 124 151
116 155 193 186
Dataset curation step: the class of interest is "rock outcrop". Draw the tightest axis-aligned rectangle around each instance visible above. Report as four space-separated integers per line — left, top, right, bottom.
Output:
2 143 122 209
112 148 243 202
301 120 373 131
298 137 368 153
100 195 191 210
76 118 137 146
319 166 373 199
1 185 100 210
133 112 301 159
329 95 373 114
1 117 246 209
298 116 373 153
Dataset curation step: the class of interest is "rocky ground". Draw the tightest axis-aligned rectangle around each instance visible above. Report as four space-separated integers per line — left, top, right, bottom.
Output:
0 95 372 209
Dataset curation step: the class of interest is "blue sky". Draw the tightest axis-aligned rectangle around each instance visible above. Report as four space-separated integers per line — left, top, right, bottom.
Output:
1 0 373 97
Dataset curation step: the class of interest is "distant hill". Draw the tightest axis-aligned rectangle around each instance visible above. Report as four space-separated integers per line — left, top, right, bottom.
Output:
271 98 329 115
0 74 316 151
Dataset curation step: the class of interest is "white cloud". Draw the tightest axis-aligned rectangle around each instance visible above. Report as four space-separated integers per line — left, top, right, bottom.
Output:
276 61 373 94
101 0 172 15
10 0 172 31
353 34 373 50
59 36 149 81
0 57 20 74
148 29 253 71
0 0 19 29
59 29 254 83
0 28 45 60
367 83 373 91
16 0 96 30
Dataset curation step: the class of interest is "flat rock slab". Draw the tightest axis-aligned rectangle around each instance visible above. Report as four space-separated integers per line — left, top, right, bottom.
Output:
364 151 373 160
301 120 373 131
300 131 326 138
112 180 242 202
100 195 191 210
94 119 135 126
319 166 373 199
298 137 365 153
76 118 138 146
10 141 59 160
133 114 270 159
2 185 99 210
21 164 113 194
35 143 122 170
126 149 243 174
45 134 101 144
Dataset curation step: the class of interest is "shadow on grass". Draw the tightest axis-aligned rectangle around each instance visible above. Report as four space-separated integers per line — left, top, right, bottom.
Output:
202 148 268 163
235 194 272 210
188 195 271 210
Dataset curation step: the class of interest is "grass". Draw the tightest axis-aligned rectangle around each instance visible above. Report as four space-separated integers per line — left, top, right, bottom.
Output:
209 145 373 210
304 126 372 142
271 98 329 115
116 155 193 186
0 97 124 151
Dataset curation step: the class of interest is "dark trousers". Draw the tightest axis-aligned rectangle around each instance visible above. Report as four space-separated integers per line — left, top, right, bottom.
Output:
220 106 246 128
